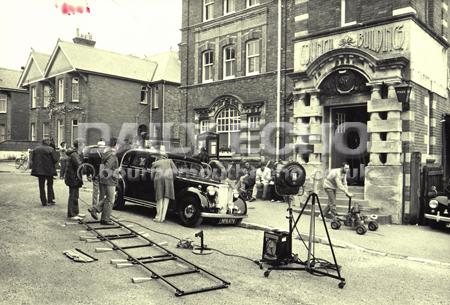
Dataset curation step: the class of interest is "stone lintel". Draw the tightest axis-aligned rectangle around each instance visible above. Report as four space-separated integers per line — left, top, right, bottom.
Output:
293 104 323 118
367 119 402 133
368 98 402 112
368 141 402 153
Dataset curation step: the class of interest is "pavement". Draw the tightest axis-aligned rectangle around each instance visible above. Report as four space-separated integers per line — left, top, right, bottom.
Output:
1 160 449 268
241 199 450 267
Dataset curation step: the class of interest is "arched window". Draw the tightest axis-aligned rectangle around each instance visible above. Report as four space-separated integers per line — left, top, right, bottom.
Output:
72 77 79 102
216 107 240 153
223 45 235 79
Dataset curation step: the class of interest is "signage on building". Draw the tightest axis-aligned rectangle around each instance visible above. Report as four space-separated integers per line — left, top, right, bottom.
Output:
296 21 409 70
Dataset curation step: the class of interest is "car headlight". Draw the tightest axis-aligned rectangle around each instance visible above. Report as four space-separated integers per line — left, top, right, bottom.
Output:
429 199 439 209
207 186 217 196
232 189 240 199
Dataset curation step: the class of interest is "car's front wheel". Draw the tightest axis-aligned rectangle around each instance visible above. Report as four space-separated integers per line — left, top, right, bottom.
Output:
113 184 125 210
178 196 203 227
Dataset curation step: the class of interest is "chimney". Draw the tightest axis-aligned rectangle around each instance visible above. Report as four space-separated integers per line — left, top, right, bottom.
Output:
73 28 96 47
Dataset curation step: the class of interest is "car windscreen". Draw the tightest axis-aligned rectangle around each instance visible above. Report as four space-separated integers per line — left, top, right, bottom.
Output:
172 159 207 178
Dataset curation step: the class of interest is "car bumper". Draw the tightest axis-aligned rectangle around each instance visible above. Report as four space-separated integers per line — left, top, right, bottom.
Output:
424 212 450 223
201 212 247 219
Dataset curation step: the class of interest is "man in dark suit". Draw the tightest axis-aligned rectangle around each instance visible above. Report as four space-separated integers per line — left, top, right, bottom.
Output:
30 139 60 206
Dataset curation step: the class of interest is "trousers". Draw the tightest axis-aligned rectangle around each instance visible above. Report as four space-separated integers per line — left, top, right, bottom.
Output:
67 187 80 217
38 176 54 205
93 184 115 221
323 188 337 217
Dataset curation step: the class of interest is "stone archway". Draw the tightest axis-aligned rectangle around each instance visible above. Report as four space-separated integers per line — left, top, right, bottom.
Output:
290 48 409 223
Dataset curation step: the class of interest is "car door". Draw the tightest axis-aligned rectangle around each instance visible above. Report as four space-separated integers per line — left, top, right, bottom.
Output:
136 155 156 203
127 152 148 199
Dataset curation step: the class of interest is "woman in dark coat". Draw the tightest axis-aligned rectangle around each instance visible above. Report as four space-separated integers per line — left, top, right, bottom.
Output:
150 154 178 222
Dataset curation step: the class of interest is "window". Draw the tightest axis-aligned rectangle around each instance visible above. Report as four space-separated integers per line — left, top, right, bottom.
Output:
341 0 357 26
152 86 159 109
57 120 64 146
216 107 240 153
200 120 209 133
246 40 260 75
203 0 214 21
42 123 50 140
72 78 79 102
247 0 259 8
71 119 78 144
0 94 6 113
223 46 236 79
43 85 51 108
0 125 5 142
58 79 64 103
223 0 235 14
31 87 37 108
248 116 260 129
202 51 214 83
140 86 147 104
31 123 36 141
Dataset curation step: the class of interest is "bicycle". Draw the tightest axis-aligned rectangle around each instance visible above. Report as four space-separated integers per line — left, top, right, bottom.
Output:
15 152 29 170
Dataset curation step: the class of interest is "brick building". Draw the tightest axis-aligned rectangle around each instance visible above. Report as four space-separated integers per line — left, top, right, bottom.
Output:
179 0 296 161
290 0 450 223
18 33 181 147
0 68 29 142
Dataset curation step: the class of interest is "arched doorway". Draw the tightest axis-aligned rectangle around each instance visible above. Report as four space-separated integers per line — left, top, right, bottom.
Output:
319 69 371 185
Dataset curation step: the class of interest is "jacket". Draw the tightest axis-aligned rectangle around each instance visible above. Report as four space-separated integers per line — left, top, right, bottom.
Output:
99 147 119 186
323 168 350 195
30 144 59 177
151 158 178 201
64 148 83 188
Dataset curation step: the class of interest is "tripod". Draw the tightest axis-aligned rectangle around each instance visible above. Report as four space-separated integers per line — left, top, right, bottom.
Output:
263 191 346 289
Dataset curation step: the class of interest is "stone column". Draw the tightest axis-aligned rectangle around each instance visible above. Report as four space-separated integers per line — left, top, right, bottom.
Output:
365 81 403 223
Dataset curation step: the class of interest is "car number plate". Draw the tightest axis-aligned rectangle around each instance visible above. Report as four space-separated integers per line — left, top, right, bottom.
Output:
218 218 237 225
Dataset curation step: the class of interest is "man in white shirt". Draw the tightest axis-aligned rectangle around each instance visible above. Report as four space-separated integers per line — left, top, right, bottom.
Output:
323 163 353 218
249 162 272 201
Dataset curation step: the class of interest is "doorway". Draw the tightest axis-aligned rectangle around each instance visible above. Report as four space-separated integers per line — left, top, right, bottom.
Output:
329 105 369 186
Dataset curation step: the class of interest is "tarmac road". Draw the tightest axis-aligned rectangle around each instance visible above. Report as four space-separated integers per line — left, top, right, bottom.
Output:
0 170 449 305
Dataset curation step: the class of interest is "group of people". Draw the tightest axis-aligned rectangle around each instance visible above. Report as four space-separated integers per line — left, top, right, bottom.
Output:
30 137 177 224
30 138 119 224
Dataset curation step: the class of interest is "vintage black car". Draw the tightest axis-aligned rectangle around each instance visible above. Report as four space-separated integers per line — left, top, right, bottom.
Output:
112 149 247 227
424 183 450 229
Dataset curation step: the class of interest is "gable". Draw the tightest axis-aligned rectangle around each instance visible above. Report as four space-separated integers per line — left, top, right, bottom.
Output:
46 48 74 77
23 59 44 84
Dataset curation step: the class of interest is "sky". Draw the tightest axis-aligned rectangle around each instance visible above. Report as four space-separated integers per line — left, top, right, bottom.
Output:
0 0 182 70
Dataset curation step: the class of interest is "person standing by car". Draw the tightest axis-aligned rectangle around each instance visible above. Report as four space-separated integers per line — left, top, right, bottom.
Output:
30 139 59 206
64 139 85 220
323 163 353 219
59 142 68 179
151 153 178 222
85 141 106 207
88 138 119 225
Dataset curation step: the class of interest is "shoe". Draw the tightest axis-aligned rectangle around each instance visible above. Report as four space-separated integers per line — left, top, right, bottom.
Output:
248 198 256 202
88 208 98 220
69 216 83 220
270 199 275 202
77 213 86 218
48 201 56 205
100 220 114 225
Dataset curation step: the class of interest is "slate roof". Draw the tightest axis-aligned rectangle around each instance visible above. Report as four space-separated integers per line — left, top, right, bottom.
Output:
0 68 24 90
33 52 51 75
46 40 158 83
145 51 181 84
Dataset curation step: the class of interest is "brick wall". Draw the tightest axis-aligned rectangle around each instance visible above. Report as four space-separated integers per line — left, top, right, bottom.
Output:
9 91 29 140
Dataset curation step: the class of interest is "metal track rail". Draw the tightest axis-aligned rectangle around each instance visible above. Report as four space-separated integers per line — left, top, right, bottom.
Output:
79 219 230 297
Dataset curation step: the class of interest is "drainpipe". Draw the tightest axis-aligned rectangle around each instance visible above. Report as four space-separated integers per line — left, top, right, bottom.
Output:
162 81 165 142
275 0 282 162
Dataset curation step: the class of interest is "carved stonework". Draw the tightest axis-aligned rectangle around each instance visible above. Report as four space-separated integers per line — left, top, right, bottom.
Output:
319 70 370 96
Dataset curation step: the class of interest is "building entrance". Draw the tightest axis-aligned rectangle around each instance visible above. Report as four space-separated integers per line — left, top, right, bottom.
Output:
330 105 369 186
